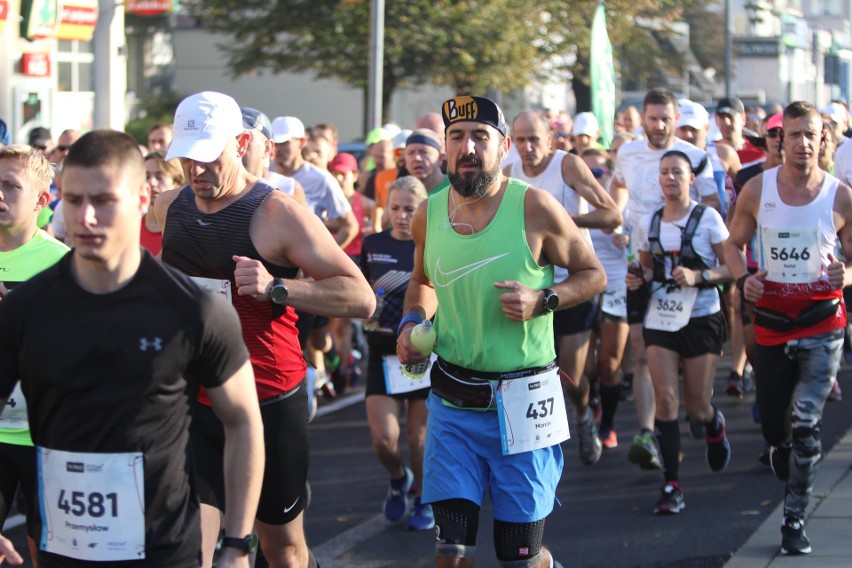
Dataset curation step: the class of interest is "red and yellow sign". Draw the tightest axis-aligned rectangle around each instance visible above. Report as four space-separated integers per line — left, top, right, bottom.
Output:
126 0 174 16
0 1 9 34
56 0 98 41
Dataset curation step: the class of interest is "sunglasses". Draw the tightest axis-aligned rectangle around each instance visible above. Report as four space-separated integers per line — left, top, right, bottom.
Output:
591 168 610 179
32 144 48 151
765 129 781 139
56 145 72 152
554 132 570 138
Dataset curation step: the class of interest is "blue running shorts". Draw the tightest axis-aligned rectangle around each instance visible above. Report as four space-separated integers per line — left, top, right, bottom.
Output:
422 392 563 523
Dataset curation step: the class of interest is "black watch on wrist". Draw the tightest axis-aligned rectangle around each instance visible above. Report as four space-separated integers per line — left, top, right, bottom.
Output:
217 534 258 554
267 278 289 305
541 288 559 315
736 274 748 293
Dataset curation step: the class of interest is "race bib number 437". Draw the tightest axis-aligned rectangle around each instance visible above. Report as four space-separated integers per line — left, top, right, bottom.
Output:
38 447 145 561
496 367 569 456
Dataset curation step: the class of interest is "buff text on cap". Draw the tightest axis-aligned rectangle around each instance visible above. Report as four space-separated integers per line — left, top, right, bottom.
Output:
441 96 507 137
165 91 244 163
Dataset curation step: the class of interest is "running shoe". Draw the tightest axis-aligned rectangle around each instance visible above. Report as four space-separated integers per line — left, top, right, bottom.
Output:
654 482 684 515
770 445 791 482
384 468 414 522
741 367 755 394
828 380 842 402
725 372 745 399
686 416 705 440
577 414 602 465
599 426 618 449
406 497 435 531
316 370 337 400
781 516 812 555
706 410 731 472
628 432 662 470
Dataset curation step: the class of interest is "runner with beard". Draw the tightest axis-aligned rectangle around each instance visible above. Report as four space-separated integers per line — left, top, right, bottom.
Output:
398 95 605 567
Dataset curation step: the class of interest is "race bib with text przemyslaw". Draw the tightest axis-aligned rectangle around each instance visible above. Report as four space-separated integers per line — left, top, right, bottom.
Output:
38 447 145 561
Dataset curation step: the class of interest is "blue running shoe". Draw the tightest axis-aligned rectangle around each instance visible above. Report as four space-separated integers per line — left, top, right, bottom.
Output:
406 497 435 531
383 468 413 522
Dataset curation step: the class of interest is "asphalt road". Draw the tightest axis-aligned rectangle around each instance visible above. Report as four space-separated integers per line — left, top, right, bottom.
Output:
5 358 852 568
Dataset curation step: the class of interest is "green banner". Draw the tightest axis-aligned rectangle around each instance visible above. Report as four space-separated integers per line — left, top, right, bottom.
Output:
590 3 615 148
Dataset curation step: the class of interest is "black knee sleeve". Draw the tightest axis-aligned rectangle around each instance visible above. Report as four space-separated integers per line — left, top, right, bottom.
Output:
433 498 479 547
493 519 545 562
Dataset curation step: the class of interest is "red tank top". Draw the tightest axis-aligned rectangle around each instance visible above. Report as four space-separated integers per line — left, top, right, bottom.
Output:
343 192 366 256
162 183 306 403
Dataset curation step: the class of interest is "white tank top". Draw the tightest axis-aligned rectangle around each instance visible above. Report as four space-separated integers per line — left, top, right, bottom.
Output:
509 150 590 283
509 150 588 216
757 166 838 287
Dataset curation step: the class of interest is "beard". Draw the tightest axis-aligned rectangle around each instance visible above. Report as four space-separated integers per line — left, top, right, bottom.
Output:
448 155 500 198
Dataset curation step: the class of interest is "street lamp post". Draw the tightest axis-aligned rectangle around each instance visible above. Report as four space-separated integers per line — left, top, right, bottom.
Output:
367 0 385 132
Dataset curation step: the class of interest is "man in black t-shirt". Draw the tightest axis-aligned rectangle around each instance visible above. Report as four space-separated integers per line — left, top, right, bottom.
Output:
0 130 264 568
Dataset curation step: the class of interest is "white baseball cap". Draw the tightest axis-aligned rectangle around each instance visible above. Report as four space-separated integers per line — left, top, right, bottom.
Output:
572 112 600 137
392 129 413 150
271 116 306 143
677 100 709 130
821 102 847 126
166 91 244 162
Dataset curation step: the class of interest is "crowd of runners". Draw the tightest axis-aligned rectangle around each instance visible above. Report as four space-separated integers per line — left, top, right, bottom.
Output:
0 86 851 567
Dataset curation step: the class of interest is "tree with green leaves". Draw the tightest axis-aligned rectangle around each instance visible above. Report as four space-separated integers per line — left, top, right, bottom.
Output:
190 0 721 119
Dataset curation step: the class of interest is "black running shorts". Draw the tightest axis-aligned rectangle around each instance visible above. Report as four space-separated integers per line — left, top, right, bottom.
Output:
643 311 727 358
190 384 310 525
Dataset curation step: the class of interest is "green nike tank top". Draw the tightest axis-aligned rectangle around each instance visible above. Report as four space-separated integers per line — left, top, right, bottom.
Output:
424 179 554 372
0 230 70 446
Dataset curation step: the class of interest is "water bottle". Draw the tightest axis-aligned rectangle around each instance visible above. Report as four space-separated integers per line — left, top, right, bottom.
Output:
402 320 437 379
363 288 385 331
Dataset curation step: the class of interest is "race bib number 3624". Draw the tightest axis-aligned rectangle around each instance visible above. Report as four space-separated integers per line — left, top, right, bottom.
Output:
38 447 145 561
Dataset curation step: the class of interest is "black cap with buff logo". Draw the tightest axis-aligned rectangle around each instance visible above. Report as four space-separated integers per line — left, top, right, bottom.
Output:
441 96 507 137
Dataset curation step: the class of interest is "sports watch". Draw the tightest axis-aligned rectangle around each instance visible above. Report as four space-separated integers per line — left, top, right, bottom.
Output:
216 534 258 554
541 288 559 315
267 278 289 305
701 270 712 284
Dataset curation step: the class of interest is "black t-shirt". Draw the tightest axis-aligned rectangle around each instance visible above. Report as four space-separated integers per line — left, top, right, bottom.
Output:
359 230 415 334
0 251 249 567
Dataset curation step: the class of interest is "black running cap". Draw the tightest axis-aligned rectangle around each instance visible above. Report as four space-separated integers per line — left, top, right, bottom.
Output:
441 96 507 137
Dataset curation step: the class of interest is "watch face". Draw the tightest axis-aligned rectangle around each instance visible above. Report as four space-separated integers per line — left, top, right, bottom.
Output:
545 292 559 311
269 283 289 304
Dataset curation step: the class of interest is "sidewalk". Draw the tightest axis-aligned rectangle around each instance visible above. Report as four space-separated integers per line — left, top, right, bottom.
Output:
725 427 852 568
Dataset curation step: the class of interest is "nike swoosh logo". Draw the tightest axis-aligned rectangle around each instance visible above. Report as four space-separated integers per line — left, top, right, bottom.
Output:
196 219 211 226
433 253 509 288
282 497 299 514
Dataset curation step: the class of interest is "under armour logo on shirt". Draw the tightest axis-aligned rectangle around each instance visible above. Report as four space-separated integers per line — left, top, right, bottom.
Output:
139 337 163 352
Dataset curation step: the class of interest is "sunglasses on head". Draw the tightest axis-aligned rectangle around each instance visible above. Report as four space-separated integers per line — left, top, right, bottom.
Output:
765 129 781 139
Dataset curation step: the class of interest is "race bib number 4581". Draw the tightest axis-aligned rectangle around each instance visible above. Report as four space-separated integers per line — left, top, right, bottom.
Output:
38 447 145 561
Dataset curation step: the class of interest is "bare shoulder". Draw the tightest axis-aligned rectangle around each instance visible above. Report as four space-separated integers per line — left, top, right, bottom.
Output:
833 180 852 213
154 186 184 224
524 186 569 231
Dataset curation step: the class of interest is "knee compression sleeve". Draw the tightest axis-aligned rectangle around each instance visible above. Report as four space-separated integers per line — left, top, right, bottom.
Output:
433 499 479 558
493 519 545 562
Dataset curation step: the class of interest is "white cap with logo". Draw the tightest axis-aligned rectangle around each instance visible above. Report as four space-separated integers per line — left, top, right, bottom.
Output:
677 100 709 130
572 112 600 137
271 116 306 143
166 91 244 163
